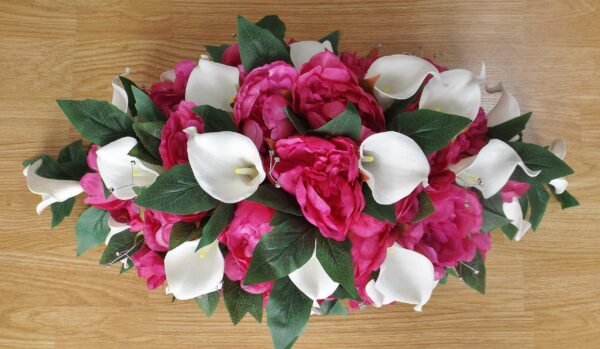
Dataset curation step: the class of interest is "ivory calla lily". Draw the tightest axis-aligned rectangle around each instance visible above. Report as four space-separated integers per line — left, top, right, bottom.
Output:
419 63 486 121
96 137 163 200
289 40 333 69
485 82 521 127
185 56 239 112
365 243 436 311
165 239 224 300
184 128 266 203
549 139 568 194
105 217 131 245
288 248 339 301
160 69 176 82
503 198 531 241
450 139 541 198
359 131 430 205
23 159 84 215
111 68 130 113
365 54 441 109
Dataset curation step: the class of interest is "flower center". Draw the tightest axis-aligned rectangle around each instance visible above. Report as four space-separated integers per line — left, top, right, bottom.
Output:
234 166 259 178
362 155 375 163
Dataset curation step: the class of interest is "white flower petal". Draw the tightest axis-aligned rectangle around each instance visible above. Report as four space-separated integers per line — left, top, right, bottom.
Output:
289 249 339 301
105 217 131 245
365 279 385 307
165 239 224 300
419 63 486 121
160 69 176 82
485 82 521 127
550 139 567 160
549 178 568 195
96 137 163 200
359 131 430 205
365 54 441 109
111 67 130 113
374 243 436 311
289 40 333 69
185 57 239 112
450 139 541 198
503 198 531 241
23 159 84 215
185 128 265 203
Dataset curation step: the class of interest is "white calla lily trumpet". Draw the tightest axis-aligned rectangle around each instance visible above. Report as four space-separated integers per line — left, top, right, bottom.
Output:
289 40 333 69
23 159 84 214
503 198 531 241
289 247 339 301
359 131 430 205
549 139 568 194
105 217 131 245
185 128 266 203
111 67 130 113
185 56 239 112
485 82 522 127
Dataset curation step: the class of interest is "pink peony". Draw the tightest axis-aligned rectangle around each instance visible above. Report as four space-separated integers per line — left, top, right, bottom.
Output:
292 51 385 133
159 101 204 169
501 181 531 203
219 201 275 294
340 49 379 79
233 61 298 150
131 245 166 290
142 209 205 253
149 59 196 115
274 135 364 241
399 185 490 279
222 44 242 67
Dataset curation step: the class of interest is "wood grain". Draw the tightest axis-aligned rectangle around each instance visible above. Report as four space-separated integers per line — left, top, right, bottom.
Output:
1 1 599 348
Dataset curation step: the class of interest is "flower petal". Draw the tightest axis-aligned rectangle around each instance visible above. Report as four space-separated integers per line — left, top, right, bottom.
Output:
96 137 162 200
365 279 385 307
419 63 485 121
289 248 339 301
550 139 567 160
373 243 436 311
185 56 239 112
450 139 541 198
485 82 521 127
549 178 568 195
160 69 176 82
111 68 130 113
184 128 265 203
289 40 333 69
359 131 430 205
23 159 84 215
165 239 224 300
105 217 131 245
503 197 531 241
365 55 441 109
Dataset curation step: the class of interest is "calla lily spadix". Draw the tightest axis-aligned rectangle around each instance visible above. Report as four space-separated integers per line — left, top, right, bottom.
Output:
23 159 84 215
418 63 486 121
105 217 131 245
185 55 240 112
288 247 339 302
165 239 224 300
184 128 266 203
289 40 333 69
359 131 430 205
450 139 541 199
365 54 441 110
96 137 163 200
111 67 130 113
549 139 569 194
365 243 436 311
485 82 521 127
503 198 531 242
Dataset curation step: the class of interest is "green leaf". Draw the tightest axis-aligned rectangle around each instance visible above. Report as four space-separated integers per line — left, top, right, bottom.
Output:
267 277 312 349
237 15 290 72
248 183 303 216
528 183 549 231
509 142 574 183
458 251 486 294
319 299 347 316
552 189 580 209
361 184 396 223
128 143 161 165
245 216 316 285
75 207 110 256
57 140 89 179
270 211 297 227
501 224 519 240
487 112 532 142
192 105 236 132
50 198 76 228
135 164 219 215
481 209 511 233
119 258 135 274
206 44 230 63
169 222 202 251
384 91 422 125
132 121 164 160
256 15 286 40
284 107 309 134
196 291 220 317
131 86 165 122
319 30 340 54
26 155 71 180
223 278 264 324
119 76 138 116
100 230 143 265
197 203 236 251
414 191 434 222
311 102 361 140
56 99 134 146
386 109 471 155
316 236 359 299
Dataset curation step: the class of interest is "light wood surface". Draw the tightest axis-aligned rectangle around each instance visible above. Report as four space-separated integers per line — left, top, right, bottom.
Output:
1 1 599 348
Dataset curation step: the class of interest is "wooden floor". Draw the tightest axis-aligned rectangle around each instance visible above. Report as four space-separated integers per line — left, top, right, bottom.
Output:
1 1 599 348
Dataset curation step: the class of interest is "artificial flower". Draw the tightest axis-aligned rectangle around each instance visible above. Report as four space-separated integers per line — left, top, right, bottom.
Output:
289 247 339 301
340 49 379 79
289 40 333 69
105 216 130 245
132 245 166 290
111 67 130 113
503 197 531 241
222 44 242 67
185 56 240 112
150 59 196 115
549 139 569 194
485 82 522 127
142 209 205 253
159 101 204 169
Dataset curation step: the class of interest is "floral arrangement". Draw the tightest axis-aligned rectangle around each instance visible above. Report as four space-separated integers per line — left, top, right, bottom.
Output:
23 15 578 349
